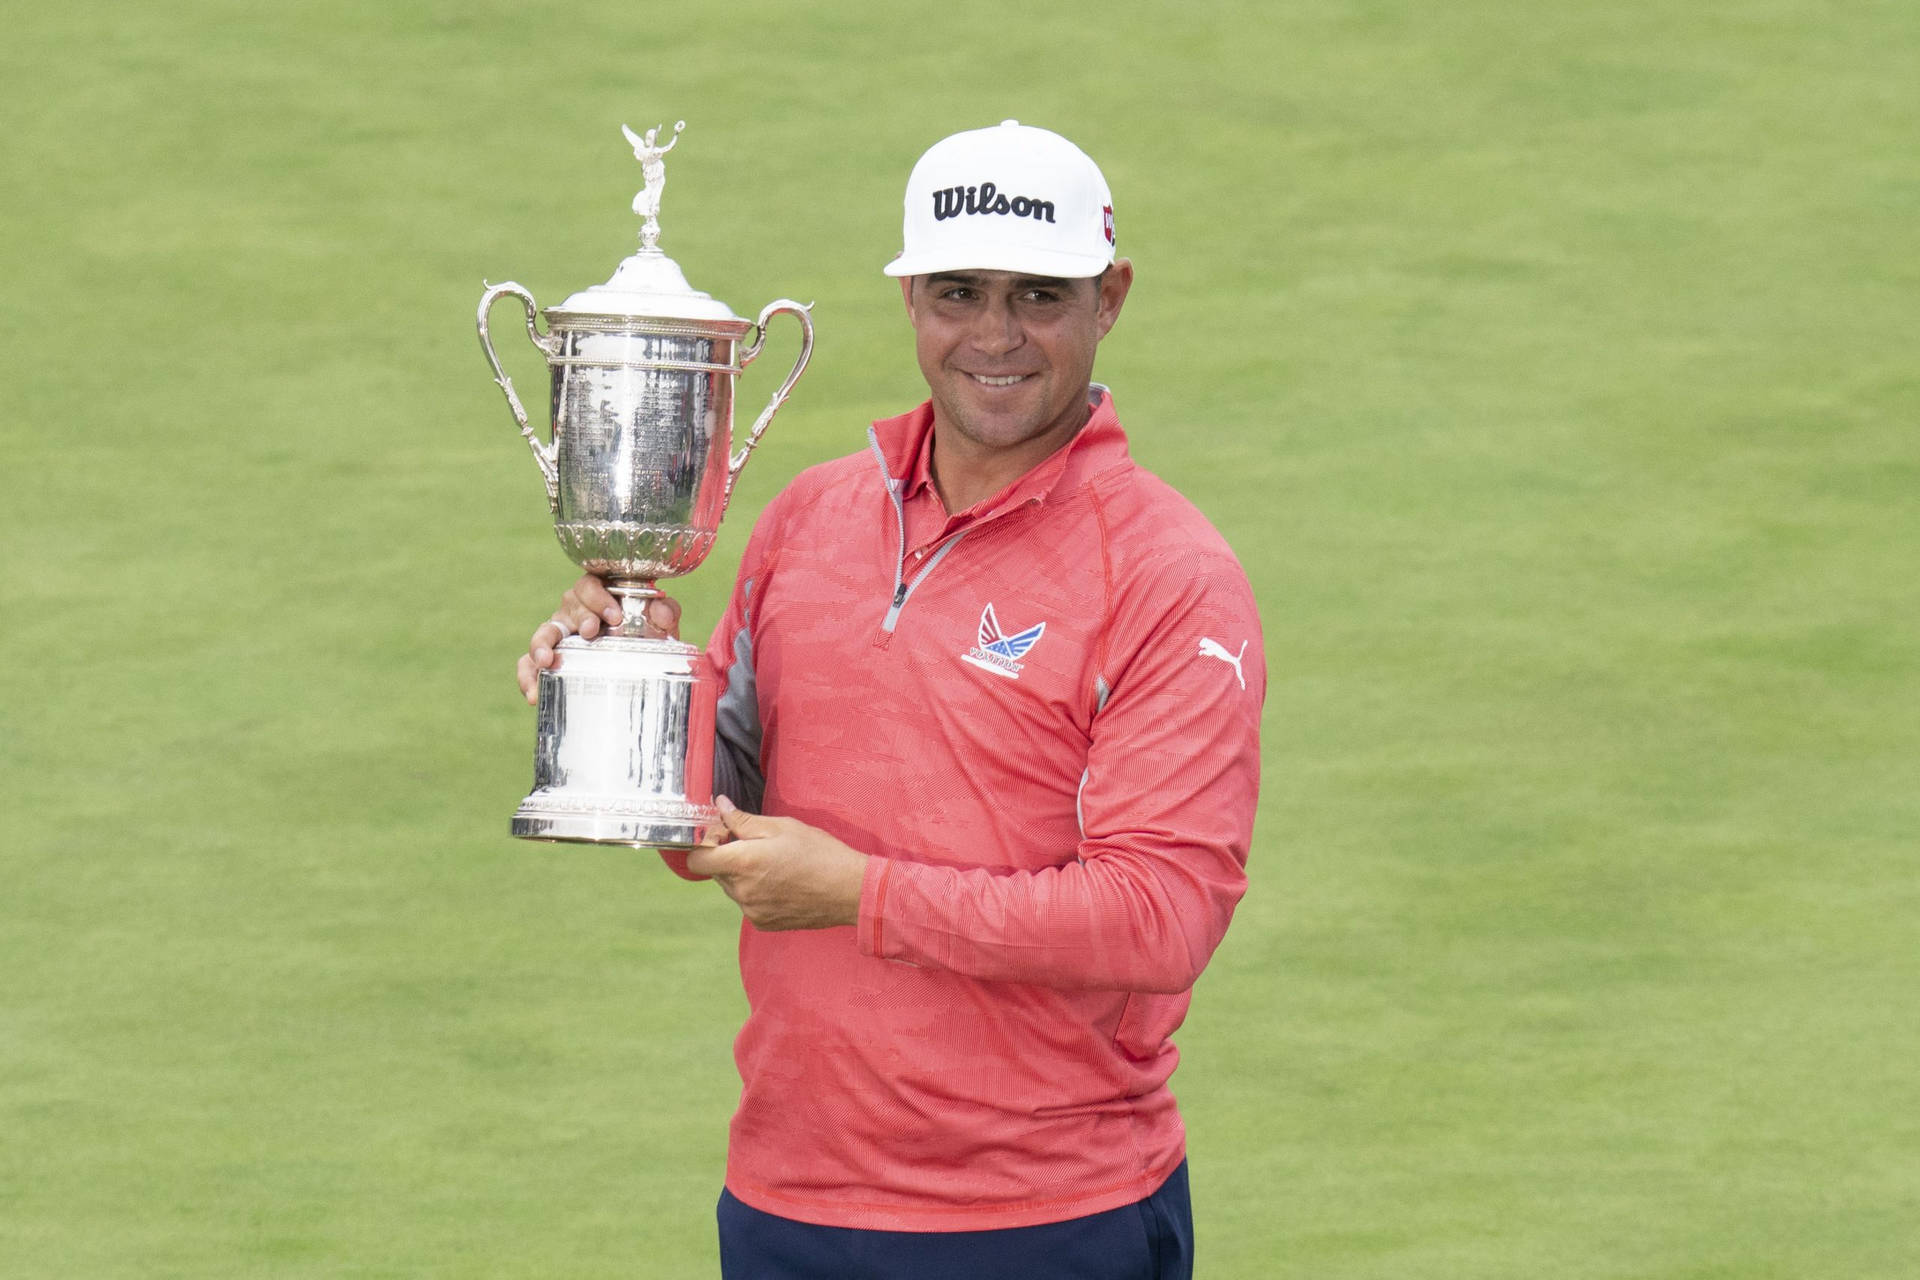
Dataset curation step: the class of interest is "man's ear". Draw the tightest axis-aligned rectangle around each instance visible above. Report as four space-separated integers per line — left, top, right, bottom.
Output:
899 275 917 326
1095 259 1135 340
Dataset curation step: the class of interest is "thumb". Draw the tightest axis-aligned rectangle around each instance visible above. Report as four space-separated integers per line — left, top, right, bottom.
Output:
715 794 767 838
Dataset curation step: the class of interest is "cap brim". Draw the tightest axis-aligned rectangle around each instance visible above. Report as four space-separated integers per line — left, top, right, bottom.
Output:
882 247 1114 279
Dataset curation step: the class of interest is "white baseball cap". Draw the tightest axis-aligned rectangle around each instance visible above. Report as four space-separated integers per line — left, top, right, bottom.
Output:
883 120 1116 279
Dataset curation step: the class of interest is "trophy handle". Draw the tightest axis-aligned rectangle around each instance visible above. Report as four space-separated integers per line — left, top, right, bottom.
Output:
478 280 562 513
724 299 815 515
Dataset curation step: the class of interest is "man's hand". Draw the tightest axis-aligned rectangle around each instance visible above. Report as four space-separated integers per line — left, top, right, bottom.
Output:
684 797 869 932
516 574 684 704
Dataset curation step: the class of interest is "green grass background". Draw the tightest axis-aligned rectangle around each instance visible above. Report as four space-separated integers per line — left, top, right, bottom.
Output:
4 1 1916 1274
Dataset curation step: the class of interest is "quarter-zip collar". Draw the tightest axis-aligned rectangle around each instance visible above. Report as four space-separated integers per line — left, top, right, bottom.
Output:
871 384 1131 522
864 385 1131 637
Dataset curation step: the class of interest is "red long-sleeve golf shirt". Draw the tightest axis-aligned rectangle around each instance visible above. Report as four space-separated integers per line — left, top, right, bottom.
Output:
691 389 1265 1231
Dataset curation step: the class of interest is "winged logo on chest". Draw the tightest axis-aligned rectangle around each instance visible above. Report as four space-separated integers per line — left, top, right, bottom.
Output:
961 603 1048 679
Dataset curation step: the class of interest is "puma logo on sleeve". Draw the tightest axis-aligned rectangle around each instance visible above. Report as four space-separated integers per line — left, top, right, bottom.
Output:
1197 637 1249 690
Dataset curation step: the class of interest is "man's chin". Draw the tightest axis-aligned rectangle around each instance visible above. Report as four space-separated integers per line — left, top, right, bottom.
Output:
943 410 1042 450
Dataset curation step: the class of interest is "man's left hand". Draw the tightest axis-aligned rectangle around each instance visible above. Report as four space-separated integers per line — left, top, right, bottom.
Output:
684 797 868 931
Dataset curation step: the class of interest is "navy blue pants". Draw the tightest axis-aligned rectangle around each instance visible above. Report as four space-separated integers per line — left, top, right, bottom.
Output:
717 1161 1193 1280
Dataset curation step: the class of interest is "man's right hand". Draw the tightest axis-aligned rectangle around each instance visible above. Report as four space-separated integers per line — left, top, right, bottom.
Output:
516 574 684 705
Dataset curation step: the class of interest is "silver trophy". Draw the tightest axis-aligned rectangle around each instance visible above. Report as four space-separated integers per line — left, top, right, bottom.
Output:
478 121 814 848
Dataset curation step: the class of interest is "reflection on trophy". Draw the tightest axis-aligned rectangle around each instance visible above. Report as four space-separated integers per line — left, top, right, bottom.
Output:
477 122 814 848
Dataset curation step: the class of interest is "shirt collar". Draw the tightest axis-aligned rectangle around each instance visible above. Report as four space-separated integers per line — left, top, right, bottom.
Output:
901 412 939 501
875 385 1129 516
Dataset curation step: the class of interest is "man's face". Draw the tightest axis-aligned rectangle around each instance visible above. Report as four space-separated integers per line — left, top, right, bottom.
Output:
901 264 1133 460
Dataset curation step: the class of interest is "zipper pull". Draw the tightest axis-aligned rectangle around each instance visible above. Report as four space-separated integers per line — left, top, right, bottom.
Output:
891 582 908 608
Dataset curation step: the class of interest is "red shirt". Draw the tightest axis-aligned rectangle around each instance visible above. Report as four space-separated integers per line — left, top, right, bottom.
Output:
695 390 1264 1231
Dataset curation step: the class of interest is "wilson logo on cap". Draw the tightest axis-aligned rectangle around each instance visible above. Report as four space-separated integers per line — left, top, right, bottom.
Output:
885 121 1116 279
931 182 1057 224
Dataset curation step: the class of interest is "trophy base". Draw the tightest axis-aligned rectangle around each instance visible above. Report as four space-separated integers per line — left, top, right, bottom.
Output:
511 802 713 850
513 633 718 852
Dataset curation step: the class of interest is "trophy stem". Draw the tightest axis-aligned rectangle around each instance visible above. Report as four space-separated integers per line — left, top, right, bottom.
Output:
608 578 665 638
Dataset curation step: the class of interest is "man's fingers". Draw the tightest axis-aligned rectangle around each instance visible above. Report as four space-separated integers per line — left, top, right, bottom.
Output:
530 618 567 657
715 795 779 839
683 809 866 932
517 578 686 703
518 575 627 704
539 580 683 647
684 840 735 881
565 575 623 630
642 596 682 640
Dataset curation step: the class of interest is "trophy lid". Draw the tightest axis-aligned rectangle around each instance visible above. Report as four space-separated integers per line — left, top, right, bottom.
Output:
551 249 744 323
546 121 747 327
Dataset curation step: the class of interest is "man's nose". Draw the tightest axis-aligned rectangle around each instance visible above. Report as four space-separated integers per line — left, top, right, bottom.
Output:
966 298 1023 355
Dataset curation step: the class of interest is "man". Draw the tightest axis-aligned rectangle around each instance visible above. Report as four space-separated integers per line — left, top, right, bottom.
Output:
518 121 1265 1279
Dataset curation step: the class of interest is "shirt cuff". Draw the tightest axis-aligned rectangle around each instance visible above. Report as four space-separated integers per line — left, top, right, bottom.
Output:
856 855 894 958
